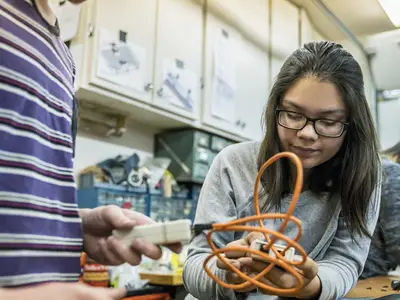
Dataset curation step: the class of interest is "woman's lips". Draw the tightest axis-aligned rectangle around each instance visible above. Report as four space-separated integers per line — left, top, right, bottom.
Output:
292 146 319 158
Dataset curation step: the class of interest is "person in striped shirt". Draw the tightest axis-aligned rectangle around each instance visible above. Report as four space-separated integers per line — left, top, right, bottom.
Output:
0 0 181 299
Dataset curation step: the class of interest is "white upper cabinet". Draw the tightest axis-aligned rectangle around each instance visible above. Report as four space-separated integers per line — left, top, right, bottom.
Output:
209 0 269 47
270 0 299 88
152 0 204 120
82 0 157 104
271 0 299 56
271 56 285 84
234 38 269 141
202 1 270 139
69 0 308 142
202 12 243 134
300 9 314 46
312 28 326 41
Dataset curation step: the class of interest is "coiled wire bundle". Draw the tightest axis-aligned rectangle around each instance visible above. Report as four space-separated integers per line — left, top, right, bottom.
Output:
202 152 308 295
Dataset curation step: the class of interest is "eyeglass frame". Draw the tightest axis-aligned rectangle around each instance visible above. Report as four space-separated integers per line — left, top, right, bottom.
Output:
275 109 349 138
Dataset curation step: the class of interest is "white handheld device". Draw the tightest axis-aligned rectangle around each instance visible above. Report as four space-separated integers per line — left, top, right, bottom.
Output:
250 239 300 263
112 219 192 247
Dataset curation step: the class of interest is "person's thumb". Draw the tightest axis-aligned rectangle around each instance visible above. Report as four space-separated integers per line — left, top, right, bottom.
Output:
294 257 318 279
104 287 126 299
122 209 156 226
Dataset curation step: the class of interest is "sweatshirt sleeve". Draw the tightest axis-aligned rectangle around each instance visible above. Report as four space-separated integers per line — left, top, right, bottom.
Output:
316 179 382 300
381 160 400 266
182 150 239 300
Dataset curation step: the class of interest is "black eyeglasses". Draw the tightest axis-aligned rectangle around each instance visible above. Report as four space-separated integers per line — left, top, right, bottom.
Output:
276 109 348 138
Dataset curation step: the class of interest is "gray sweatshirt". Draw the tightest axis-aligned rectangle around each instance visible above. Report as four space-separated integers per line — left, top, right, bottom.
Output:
183 141 381 300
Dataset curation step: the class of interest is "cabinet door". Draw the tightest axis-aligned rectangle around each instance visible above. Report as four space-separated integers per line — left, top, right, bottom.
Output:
312 28 326 41
300 9 313 46
271 0 299 56
202 12 243 134
271 56 285 84
152 0 204 120
86 0 157 104
209 0 269 46
235 39 269 141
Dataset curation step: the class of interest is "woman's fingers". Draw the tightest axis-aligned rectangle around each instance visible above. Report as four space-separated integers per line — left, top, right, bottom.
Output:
225 239 249 258
238 257 311 289
216 258 241 270
256 276 280 295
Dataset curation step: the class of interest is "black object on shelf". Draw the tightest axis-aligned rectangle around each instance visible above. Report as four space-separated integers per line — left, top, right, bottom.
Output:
391 280 400 291
374 295 400 300
125 284 173 297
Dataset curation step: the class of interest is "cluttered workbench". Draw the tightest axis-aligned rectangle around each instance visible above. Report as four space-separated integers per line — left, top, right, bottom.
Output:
345 276 400 299
139 272 400 299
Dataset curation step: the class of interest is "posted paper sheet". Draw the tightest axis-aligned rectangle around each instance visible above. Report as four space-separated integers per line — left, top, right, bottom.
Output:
210 31 237 122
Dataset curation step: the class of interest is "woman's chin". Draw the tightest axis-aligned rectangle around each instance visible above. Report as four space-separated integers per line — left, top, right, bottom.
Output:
300 157 321 169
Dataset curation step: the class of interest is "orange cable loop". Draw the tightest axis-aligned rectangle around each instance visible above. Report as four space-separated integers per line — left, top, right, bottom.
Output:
202 152 307 296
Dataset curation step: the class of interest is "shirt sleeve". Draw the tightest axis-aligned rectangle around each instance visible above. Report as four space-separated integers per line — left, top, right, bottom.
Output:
381 160 400 266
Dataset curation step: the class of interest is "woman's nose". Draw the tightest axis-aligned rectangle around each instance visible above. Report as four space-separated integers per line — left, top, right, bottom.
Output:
297 121 318 140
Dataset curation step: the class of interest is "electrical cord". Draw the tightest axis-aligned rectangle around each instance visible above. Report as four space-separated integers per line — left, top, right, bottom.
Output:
194 151 308 296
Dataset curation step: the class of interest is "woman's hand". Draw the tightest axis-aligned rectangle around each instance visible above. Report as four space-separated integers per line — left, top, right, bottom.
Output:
216 232 321 299
241 232 321 299
239 256 321 299
215 238 257 293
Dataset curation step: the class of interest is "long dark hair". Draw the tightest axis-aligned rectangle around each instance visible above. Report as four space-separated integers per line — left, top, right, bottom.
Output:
258 41 381 238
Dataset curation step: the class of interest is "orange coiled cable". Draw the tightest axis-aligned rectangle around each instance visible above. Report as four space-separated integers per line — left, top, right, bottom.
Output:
202 152 307 296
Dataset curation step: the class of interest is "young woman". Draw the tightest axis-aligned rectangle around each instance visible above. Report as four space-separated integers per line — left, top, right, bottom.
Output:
182 41 382 300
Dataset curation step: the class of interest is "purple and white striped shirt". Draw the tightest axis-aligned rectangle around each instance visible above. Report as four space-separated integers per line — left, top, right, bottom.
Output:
0 0 83 287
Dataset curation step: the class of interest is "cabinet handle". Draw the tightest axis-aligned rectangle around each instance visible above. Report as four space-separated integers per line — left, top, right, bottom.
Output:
235 120 246 129
88 23 95 37
157 87 164 97
144 83 153 92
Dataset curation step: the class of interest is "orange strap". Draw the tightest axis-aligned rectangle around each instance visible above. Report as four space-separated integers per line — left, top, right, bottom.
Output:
203 152 307 295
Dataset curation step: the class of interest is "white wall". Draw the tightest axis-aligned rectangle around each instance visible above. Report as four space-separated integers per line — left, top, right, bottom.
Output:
74 120 156 175
362 29 400 92
378 98 400 150
334 39 377 124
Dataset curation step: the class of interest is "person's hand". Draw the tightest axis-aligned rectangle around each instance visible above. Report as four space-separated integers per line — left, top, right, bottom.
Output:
0 282 126 300
238 232 321 299
216 237 257 293
80 205 182 266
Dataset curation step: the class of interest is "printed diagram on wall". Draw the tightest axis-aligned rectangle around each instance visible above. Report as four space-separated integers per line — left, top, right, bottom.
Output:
211 28 237 123
96 29 147 92
160 58 198 112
